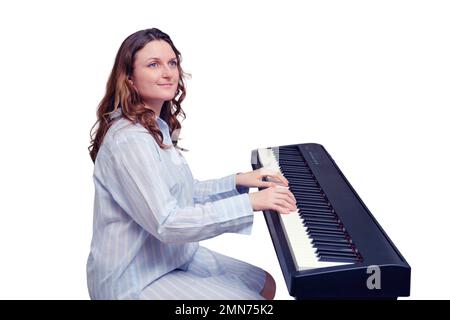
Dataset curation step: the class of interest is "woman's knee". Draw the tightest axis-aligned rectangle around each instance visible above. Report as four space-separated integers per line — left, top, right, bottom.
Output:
260 271 276 300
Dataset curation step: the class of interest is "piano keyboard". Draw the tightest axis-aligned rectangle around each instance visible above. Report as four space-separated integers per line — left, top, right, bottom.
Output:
252 143 411 299
258 147 361 271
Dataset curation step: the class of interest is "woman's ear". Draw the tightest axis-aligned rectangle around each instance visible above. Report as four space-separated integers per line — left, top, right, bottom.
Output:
127 76 134 86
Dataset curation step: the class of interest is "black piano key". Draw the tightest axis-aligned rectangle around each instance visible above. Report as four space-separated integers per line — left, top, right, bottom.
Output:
312 239 351 246
289 192 325 201
291 182 316 187
307 230 348 238
275 145 365 264
319 255 359 263
316 250 356 259
300 215 338 223
279 158 304 162
317 252 358 260
313 242 353 250
315 245 355 254
281 171 313 176
292 187 320 193
301 212 335 219
306 227 346 235
316 249 356 256
282 168 310 174
289 179 315 184
291 189 323 196
305 225 345 238
280 156 306 161
299 204 331 212
300 208 334 214
303 220 341 227
292 181 319 187
304 222 342 230
311 232 348 240
288 180 316 185
299 207 334 214
297 199 329 207
289 181 318 187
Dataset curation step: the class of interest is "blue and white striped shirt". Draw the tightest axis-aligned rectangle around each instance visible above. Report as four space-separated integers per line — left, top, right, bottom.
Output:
86 110 254 299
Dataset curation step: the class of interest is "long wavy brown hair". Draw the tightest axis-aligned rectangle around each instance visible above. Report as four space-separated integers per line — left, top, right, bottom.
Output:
88 28 189 162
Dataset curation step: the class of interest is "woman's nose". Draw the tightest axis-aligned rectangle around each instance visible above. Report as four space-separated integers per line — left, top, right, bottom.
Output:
162 64 174 77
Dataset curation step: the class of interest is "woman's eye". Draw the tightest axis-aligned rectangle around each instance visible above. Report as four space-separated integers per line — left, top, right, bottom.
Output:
170 60 178 66
148 63 158 68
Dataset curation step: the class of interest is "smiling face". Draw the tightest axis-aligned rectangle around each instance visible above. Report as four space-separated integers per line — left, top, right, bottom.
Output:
129 40 180 115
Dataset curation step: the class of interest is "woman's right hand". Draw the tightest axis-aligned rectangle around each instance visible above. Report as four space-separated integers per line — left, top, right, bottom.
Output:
248 186 297 215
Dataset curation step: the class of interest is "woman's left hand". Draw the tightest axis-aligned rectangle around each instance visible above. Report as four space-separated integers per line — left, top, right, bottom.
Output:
236 168 289 189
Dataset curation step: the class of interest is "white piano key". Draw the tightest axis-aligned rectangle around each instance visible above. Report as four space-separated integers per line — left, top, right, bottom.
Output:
258 148 352 271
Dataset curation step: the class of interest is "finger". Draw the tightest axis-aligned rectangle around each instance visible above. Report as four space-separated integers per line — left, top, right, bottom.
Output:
274 199 297 212
287 191 296 203
261 168 285 183
257 168 270 179
257 181 277 188
267 174 288 186
273 205 290 215
278 193 297 207
276 173 289 186
276 188 296 203
274 186 297 203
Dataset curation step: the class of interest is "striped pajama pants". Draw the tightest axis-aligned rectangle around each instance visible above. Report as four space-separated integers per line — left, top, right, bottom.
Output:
139 246 267 300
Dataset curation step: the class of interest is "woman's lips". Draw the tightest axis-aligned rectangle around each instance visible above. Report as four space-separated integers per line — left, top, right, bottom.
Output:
158 83 173 87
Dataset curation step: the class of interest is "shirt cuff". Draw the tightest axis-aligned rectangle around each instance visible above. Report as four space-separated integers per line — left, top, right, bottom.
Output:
234 173 250 194
211 193 254 235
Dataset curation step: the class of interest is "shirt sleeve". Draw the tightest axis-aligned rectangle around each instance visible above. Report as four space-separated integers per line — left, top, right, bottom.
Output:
193 175 250 204
103 133 254 244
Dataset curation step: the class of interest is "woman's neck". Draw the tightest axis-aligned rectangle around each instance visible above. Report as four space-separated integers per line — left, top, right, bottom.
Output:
143 101 164 118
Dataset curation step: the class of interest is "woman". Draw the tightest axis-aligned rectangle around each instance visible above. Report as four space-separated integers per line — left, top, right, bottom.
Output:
87 28 297 300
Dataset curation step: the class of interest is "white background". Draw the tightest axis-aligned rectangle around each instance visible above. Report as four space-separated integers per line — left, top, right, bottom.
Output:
0 0 448 300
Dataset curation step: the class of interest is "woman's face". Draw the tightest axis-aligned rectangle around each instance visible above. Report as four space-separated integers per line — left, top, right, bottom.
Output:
130 40 180 110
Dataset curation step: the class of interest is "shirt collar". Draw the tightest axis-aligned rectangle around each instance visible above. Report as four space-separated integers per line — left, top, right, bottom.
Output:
110 107 122 120
110 108 172 144
110 108 167 126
